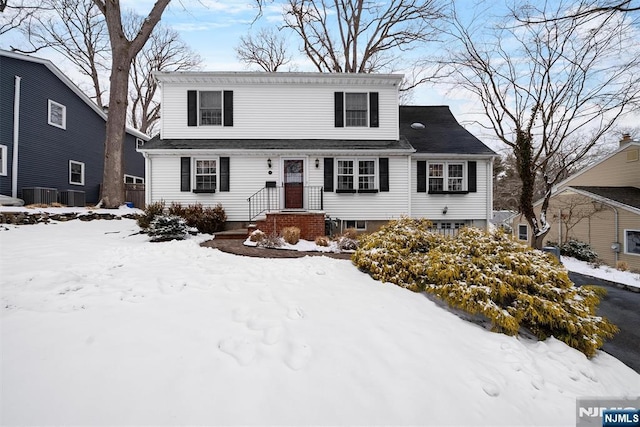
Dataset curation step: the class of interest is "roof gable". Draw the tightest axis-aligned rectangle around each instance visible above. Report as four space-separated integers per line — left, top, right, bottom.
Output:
399 106 496 156
0 49 148 140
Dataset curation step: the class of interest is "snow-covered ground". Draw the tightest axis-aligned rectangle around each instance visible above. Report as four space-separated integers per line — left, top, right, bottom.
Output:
1 215 639 426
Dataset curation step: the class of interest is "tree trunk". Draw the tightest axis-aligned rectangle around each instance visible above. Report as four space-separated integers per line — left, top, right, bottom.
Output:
100 45 131 208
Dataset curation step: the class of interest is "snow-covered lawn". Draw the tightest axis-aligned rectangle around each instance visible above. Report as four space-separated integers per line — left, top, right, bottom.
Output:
1 216 639 426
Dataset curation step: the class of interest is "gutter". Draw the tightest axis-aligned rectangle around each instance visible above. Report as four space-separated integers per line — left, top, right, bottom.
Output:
12 75 21 198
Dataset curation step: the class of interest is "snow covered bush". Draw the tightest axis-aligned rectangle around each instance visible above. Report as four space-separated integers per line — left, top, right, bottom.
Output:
147 214 188 242
558 239 598 262
353 218 618 357
315 236 330 247
249 229 265 243
281 226 301 245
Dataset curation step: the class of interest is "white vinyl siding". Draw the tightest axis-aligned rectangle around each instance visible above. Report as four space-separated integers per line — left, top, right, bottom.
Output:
411 158 491 223
160 83 398 140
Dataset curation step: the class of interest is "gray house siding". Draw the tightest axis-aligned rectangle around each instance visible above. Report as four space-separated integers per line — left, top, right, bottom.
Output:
0 53 145 204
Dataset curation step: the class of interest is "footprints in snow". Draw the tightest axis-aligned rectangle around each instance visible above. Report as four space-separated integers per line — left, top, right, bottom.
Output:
219 289 311 370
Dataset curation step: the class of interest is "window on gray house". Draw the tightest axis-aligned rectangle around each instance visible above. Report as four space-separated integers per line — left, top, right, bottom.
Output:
69 160 84 185
48 100 66 129
0 145 7 176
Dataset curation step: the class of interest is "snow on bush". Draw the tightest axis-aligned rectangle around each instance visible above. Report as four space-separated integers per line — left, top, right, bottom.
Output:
549 239 599 262
147 214 188 242
353 218 618 357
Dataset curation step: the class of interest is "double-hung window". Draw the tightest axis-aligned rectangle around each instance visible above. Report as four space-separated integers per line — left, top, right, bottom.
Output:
428 162 465 193
518 224 528 241
48 100 66 129
199 91 222 126
337 160 354 191
345 93 368 127
69 160 84 185
195 159 216 192
337 159 377 192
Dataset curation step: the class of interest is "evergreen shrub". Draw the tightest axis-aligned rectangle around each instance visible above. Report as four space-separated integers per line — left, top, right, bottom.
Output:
148 214 188 242
558 239 598 262
352 217 617 357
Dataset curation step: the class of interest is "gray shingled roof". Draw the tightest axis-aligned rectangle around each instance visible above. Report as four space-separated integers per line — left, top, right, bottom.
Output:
141 105 495 155
140 136 414 152
571 186 640 210
399 106 496 155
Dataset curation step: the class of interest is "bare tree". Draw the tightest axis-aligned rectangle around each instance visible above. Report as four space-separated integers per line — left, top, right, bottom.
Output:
283 0 445 76
125 14 202 135
518 0 640 24
444 2 640 248
0 0 43 36
236 27 292 72
14 0 110 107
92 0 170 208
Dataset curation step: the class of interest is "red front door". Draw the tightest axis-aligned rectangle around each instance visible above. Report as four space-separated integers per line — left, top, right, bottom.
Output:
284 160 304 209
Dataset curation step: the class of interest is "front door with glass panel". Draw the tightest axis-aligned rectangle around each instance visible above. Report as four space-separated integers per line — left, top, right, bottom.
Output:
284 159 304 209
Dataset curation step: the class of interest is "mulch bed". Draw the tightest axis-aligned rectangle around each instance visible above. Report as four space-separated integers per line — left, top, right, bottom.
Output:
200 238 353 260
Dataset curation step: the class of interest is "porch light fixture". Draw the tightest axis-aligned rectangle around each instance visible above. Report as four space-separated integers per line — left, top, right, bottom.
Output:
315 158 320 168
267 158 272 168
442 206 448 215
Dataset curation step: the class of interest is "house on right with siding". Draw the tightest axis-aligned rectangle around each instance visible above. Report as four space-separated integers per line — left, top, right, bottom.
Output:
512 136 640 271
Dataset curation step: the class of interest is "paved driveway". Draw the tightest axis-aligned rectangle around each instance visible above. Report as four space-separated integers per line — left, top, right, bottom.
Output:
569 272 640 373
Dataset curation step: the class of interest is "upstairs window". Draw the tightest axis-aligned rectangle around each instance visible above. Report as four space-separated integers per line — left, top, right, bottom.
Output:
345 93 368 127
48 100 66 129
69 160 84 185
124 175 144 184
195 159 216 192
199 91 222 126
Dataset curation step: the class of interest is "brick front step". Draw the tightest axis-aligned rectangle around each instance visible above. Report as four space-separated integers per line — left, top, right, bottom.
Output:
254 212 325 240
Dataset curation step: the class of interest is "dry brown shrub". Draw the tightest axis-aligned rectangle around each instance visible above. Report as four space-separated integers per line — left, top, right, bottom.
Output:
315 236 330 246
250 229 266 242
342 227 358 239
281 226 301 245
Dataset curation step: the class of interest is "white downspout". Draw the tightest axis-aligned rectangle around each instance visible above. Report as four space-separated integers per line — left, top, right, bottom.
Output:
12 76 21 198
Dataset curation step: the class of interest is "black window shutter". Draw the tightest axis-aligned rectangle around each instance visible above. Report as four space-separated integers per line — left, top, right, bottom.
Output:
220 157 230 192
223 91 233 127
417 161 426 193
324 158 334 192
180 157 191 191
187 91 197 127
379 157 389 191
369 92 379 127
468 161 477 192
334 92 344 127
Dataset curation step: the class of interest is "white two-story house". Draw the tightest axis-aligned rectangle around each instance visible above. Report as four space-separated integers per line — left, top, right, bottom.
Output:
139 72 496 238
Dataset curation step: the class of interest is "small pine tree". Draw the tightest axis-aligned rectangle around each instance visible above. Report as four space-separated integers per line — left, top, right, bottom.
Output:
147 215 188 242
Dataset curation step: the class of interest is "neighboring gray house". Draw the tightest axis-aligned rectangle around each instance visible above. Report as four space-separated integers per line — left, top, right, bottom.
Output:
0 50 148 206
139 72 496 237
